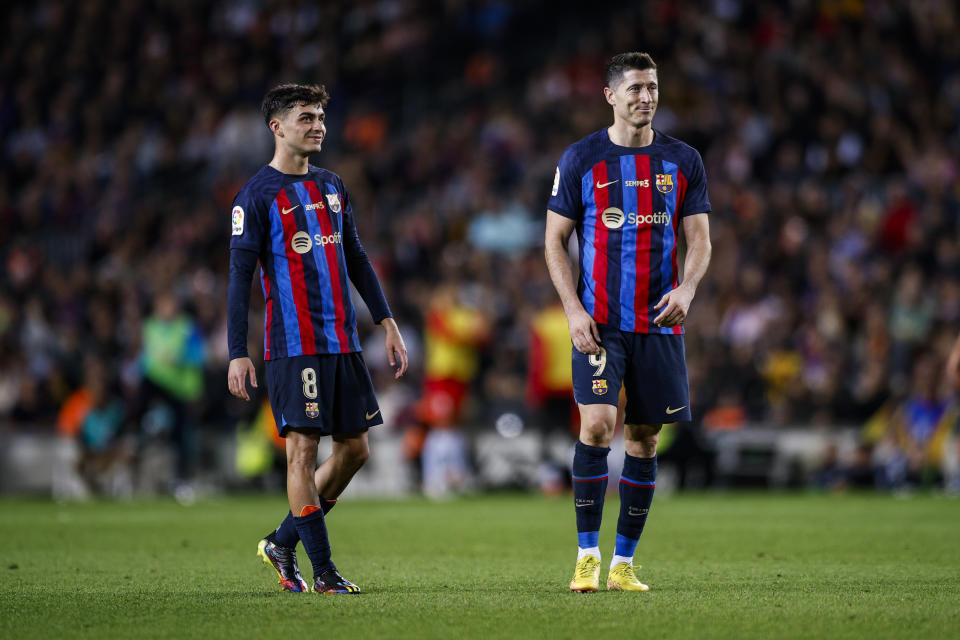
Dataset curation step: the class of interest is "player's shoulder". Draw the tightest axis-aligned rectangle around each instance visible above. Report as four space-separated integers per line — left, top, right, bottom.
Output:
654 131 703 163
561 129 609 163
307 164 345 189
235 165 284 206
560 129 610 175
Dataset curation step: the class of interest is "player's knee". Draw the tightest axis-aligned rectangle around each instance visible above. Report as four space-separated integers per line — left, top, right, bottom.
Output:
580 420 616 447
578 405 617 446
626 439 658 458
625 423 661 457
348 440 369 468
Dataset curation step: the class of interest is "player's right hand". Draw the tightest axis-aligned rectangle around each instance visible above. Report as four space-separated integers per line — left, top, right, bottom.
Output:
228 357 258 401
567 307 602 355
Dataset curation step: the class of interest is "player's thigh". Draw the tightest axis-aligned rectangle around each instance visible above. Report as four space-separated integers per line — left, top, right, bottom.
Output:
266 355 335 436
571 325 628 408
332 352 383 435
267 354 354 436
623 334 691 425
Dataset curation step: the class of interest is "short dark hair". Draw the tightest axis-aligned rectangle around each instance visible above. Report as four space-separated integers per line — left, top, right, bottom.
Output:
260 83 330 126
605 52 657 89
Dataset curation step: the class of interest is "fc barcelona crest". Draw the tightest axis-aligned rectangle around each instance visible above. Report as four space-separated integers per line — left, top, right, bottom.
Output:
592 379 608 396
305 402 320 418
656 173 674 194
325 193 342 213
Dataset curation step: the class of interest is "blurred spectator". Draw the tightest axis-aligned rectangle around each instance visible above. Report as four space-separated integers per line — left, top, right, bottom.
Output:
889 354 955 487
420 283 490 429
140 293 205 486
526 302 575 434
416 282 489 496
56 354 133 496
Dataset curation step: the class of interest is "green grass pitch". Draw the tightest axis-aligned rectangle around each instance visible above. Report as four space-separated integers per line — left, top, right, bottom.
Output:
2 492 959 639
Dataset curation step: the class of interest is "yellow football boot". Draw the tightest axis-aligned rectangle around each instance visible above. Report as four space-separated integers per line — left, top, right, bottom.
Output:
606 562 649 591
569 554 601 592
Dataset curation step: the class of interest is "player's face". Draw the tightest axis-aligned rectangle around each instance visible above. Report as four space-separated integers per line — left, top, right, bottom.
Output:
606 68 658 128
275 103 326 154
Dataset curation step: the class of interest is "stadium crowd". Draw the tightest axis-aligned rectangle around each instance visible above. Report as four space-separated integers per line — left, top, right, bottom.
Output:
1 0 958 492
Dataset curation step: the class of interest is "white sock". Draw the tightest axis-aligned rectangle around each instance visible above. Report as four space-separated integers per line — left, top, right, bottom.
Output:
577 546 601 561
610 554 633 569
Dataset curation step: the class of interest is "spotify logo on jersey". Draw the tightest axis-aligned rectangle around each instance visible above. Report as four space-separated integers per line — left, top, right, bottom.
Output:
291 231 313 254
290 230 343 254
601 207 625 229
601 207 670 230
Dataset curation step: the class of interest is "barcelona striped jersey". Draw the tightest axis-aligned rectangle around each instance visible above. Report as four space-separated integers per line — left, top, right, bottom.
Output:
228 165 390 360
547 129 711 334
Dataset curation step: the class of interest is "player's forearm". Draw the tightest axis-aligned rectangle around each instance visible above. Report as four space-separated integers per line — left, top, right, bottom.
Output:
347 257 392 323
227 248 258 360
678 231 711 295
343 216 392 322
545 238 584 316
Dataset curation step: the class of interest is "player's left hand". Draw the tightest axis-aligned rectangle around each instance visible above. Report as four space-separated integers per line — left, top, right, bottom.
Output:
653 285 695 328
382 317 408 378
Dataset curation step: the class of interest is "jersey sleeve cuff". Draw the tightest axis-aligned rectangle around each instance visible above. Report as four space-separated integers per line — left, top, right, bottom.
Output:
548 206 578 220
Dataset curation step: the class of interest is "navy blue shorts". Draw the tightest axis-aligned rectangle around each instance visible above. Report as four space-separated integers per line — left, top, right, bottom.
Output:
572 325 691 424
265 353 383 437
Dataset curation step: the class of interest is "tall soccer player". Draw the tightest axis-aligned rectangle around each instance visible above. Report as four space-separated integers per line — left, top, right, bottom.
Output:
545 53 711 592
227 83 408 594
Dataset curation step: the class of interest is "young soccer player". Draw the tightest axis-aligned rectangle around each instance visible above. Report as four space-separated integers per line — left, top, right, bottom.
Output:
544 53 712 592
227 83 408 594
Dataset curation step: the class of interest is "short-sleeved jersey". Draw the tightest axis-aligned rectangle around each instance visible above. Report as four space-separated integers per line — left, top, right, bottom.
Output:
230 165 363 359
548 128 711 334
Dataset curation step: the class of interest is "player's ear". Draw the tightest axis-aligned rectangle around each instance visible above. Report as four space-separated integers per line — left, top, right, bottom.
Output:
269 119 283 137
603 86 616 106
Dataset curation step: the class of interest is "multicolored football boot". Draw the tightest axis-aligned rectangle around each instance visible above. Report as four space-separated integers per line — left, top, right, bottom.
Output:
313 569 361 594
569 554 601 592
257 538 309 593
606 562 650 592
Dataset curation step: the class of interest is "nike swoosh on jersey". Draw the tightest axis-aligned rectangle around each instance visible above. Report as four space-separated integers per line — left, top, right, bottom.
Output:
282 205 299 214
596 180 619 189
365 409 380 420
665 406 687 415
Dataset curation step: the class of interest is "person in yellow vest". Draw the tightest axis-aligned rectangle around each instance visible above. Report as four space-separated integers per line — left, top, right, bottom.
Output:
420 283 490 428
526 302 575 436
416 283 489 497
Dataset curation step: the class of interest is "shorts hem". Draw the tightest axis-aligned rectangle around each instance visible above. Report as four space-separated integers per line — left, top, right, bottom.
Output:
573 394 619 407
278 420 382 438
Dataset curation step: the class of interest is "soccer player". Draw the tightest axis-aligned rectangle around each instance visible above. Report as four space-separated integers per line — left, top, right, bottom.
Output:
544 52 712 592
227 83 408 594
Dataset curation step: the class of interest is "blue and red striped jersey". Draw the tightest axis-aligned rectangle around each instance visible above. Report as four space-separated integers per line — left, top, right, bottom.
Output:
548 129 711 334
229 164 390 360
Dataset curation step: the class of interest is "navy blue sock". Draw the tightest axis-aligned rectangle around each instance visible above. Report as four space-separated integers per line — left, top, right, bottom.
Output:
572 441 610 546
615 454 656 556
269 511 299 548
293 508 335 577
267 498 338 548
